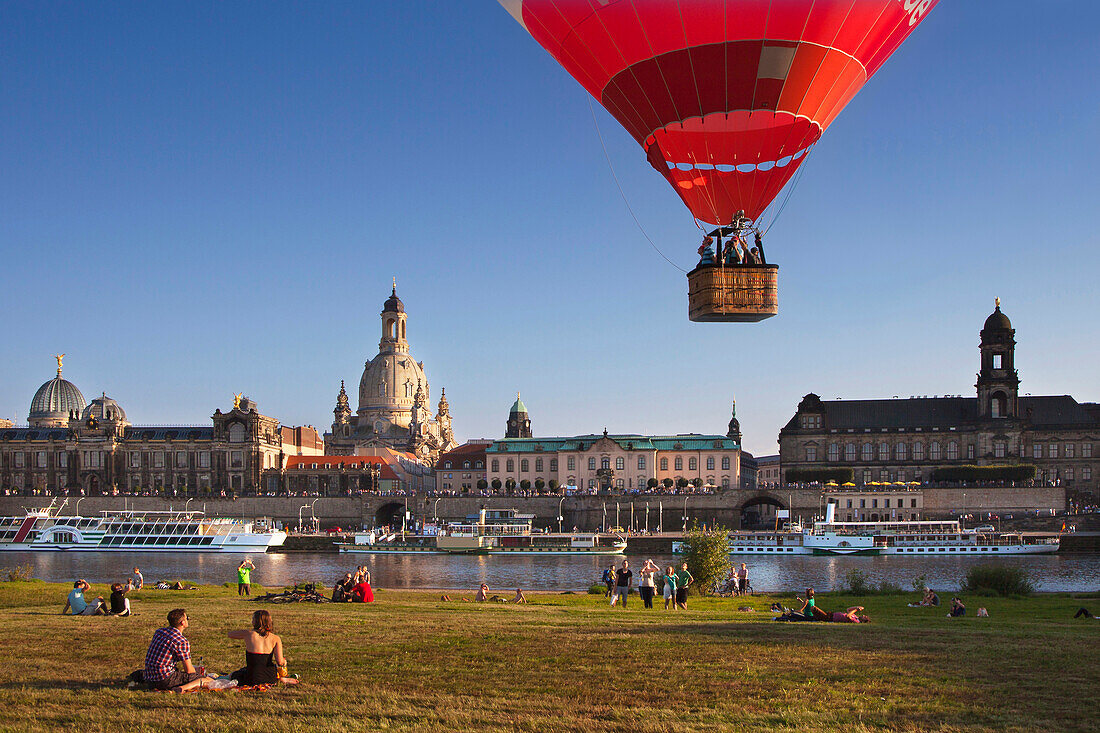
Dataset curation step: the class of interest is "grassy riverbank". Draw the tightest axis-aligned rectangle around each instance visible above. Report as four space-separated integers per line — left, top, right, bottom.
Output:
0 581 1096 732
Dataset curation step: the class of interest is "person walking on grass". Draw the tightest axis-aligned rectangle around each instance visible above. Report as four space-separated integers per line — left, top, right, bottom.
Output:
613 560 632 608
237 558 255 596
602 563 616 597
675 562 694 610
662 565 678 610
144 609 212 693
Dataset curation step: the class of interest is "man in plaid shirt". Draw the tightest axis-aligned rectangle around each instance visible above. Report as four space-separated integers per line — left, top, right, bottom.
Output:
143 609 211 692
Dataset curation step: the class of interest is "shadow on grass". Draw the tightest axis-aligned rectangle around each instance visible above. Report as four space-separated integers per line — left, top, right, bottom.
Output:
0 680 113 692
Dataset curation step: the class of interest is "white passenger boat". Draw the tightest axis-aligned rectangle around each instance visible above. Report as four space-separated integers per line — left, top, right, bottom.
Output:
339 509 627 555
724 503 1059 556
0 504 286 552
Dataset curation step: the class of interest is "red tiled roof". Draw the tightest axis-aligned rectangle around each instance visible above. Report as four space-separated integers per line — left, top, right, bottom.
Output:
435 441 488 469
285 455 399 480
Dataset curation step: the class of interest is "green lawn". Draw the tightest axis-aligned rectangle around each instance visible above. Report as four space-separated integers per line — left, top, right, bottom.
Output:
0 581 1096 732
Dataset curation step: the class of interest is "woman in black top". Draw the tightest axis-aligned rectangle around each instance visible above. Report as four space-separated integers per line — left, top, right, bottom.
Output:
109 583 131 616
228 610 299 686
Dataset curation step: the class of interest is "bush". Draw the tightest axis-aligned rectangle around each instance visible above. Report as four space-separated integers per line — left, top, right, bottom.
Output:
681 523 731 596
931 464 1037 483
911 574 929 593
534 478 545 490
876 580 904 595
785 467 855 484
477 479 488 490
844 568 872 595
520 479 531 490
548 479 559 491
1 564 33 582
491 479 502 490
961 564 1034 596
647 478 659 489
587 584 605 595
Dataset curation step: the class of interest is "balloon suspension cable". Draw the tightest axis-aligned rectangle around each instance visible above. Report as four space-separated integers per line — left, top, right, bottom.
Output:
587 97 687 274
760 142 817 237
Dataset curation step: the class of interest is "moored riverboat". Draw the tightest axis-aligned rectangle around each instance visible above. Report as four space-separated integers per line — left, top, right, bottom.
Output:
0 503 286 552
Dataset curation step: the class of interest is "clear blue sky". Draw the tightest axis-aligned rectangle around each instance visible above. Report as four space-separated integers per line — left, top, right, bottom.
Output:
1 1 1097 457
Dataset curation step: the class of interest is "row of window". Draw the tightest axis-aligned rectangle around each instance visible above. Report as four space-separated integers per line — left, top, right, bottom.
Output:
0 450 264 471
808 441 1095 463
441 460 485 470
490 455 733 473
842 498 920 509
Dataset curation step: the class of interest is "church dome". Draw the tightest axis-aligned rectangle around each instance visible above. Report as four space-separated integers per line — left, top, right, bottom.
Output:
510 394 528 414
359 352 428 417
83 393 127 424
29 370 87 427
983 302 1012 332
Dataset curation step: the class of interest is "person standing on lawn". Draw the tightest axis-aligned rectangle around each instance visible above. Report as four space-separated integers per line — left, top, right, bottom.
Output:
675 562 694 610
237 558 255 596
637 560 658 609
662 566 678 610
614 560 632 608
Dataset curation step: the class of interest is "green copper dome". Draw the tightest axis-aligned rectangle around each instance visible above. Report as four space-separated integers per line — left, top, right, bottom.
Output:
510 393 528 414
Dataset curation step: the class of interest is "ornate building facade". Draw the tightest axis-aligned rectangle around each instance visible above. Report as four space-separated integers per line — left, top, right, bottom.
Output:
486 398 743 491
326 286 457 464
779 301 1100 500
0 361 284 495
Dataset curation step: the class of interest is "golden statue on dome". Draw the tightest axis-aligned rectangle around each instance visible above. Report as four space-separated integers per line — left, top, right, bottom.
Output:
54 354 65 376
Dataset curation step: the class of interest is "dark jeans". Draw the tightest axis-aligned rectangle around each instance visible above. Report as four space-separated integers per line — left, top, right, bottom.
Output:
604 580 614 597
238 583 250 596
1074 607 1093 618
640 586 654 608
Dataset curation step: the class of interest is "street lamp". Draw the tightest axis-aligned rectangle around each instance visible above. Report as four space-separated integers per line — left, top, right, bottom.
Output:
434 497 442 523
310 498 320 531
558 495 565 534
185 498 194 514
682 496 689 533
298 505 309 533
75 497 84 517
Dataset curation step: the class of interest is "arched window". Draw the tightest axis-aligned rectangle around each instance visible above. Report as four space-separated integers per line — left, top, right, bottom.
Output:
845 443 856 461
588 458 596 470
615 457 625 470
476 461 484 469
400 320 406 339
878 442 889 461
674 457 683 471
228 423 246 443
895 443 907 460
861 443 873 461
463 461 470 469
491 459 499 472
520 459 529 472
535 458 543 472
991 392 1007 418
444 461 452 469
946 441 959 460
827 444 839 462
706 456 715 470
930 441 941 460
913 442 924 461
660 457 669 471
385 318 395 340
506 459 515 472
688 457 697 471
721 477 730 489
722 456 730 470
601 457 610 470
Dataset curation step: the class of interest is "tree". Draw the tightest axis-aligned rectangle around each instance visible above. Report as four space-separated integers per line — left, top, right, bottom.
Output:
534 478 545 491
491 478 502 491
662 478 674 489
520 479 531 491
682 522 731 596
476 479 488 490
647 478 659 489
505 478 517 491
676 477 689 489
690 477 703 487
548 478 559 491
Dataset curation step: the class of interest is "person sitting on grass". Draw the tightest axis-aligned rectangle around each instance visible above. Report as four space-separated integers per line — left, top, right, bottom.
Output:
144 608 213 692
332 573 354 602
349 571 374 603
109 583 132 617
475 583 489 602
511 588 527 604
828 606 869 623
227 609 299 687
947 597 967 618
908 587 940 607
62 579 107 616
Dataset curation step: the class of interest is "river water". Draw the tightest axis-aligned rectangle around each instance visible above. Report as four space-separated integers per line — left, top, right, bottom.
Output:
6 550 1099 593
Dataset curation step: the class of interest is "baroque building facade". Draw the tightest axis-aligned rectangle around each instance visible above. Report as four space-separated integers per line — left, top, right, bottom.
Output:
0 360 284 495
486 398 743 491
325 286 457 464
779 301 1100 500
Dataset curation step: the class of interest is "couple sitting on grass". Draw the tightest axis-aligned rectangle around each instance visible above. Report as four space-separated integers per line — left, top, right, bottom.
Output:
772 588 870 623
141 608 300 692
332 568 374 603
62 580 131 617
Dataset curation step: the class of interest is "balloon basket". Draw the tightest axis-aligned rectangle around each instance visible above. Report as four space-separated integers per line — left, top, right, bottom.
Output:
687 264 779 323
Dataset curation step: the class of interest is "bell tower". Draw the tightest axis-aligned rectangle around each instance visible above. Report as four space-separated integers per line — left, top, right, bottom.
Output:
379 279 409 356
506 393 532 438
976 298 1020 419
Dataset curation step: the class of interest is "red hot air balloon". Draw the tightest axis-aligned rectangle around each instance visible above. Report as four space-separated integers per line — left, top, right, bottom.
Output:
500 0 939 322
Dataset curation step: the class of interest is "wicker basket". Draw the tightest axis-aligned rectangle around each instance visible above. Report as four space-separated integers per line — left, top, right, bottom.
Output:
687 264 779 322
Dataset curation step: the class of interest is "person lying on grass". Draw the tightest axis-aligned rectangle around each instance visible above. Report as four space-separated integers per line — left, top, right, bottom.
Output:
227 610 299 687
144 608 214 693
828 606 870 623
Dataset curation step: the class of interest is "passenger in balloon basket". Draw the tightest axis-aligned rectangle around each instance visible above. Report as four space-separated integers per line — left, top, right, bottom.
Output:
697 237 716 267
